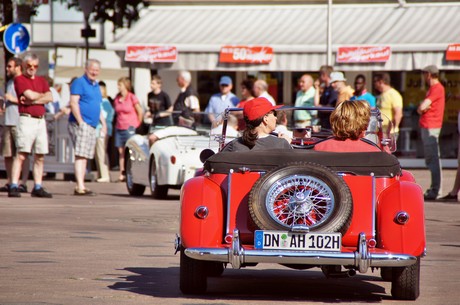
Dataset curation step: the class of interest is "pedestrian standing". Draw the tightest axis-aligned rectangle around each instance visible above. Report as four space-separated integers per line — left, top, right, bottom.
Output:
350 74 376 109
373 72 403 139
253 79 276 106
329 71 354 106
417 65 445 200
172 71 200 125
9 53 53 198
439 109 460 202
314 65 338 129
146 75 173 128
68 59 107 196
205 76 239 123
293 74 316 128
113 77 143 182
236 79 255 131
95 81 114 183
0 57 30 194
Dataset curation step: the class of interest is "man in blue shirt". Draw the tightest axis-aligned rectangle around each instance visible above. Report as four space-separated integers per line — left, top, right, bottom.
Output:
68 59 107 196
350 74 376 109
205 76 240 123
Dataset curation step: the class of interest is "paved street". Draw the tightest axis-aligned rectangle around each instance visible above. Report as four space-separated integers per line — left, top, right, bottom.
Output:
0 169 459 305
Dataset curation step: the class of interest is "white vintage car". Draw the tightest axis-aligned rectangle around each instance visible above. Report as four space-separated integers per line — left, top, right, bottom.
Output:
123 112 237 198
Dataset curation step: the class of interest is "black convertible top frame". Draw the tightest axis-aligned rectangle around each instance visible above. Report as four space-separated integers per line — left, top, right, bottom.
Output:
204 150 401 177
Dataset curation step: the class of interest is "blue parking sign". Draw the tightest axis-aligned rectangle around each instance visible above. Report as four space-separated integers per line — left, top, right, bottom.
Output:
3 23 30 54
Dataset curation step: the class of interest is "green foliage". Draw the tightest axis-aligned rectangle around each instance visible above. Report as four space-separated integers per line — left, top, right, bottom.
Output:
59 0 148 32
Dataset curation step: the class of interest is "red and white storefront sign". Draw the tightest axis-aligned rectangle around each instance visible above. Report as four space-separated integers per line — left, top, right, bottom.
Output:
124 45 178 63
219 46 273 64
446 44 460 61
336 46 391 63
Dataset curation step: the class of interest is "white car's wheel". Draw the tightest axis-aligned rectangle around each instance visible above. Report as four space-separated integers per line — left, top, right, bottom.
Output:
125 150 145 196
149 156 168 199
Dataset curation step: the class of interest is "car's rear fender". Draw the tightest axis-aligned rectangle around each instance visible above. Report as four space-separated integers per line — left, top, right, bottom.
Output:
377 181 426 256
341 175 396 246
180 175 225 248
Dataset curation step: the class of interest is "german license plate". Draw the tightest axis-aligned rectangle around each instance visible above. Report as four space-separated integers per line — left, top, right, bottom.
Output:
254 230 341 251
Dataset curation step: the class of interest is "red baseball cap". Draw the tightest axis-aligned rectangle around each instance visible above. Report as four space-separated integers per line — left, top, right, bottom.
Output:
243 97 282 121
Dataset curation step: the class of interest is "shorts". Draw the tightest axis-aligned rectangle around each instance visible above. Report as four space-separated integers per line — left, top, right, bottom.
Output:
68 122 97 159
114 126 136 148
16 116 49 154
0 125 18 157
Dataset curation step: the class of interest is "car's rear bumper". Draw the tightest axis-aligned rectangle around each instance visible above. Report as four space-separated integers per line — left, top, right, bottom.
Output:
183 230 417 273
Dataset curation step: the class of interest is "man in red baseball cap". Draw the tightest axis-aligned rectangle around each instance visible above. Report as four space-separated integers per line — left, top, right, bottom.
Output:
222 97 292 151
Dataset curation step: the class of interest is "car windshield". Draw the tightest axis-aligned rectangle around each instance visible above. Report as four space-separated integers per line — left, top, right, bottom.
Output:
213 106 396 152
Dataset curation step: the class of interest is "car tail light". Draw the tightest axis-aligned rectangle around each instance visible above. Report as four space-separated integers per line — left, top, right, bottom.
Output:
394 211 410 225
170 156 176 164
194 206 208 219
224 234 233 244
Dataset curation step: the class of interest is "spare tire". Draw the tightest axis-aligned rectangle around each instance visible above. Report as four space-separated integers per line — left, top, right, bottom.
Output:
248 162 352 235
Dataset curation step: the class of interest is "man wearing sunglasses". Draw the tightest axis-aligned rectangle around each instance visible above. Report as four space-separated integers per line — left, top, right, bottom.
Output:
9 53 53 198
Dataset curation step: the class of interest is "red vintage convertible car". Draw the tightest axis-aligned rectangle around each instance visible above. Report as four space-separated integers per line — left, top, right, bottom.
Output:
175 107 425 300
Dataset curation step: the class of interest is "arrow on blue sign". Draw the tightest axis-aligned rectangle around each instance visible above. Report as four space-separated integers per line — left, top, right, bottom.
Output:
3 23 30 55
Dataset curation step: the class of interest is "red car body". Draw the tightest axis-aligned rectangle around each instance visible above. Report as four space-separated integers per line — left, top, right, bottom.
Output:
176 108 425 300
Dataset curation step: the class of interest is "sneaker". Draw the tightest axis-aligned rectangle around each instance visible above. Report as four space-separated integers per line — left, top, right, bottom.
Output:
424 189 438 201
74 187 96 196
18 184 28 193
8 186 21 198
31 187 53 198
96 177 110 183
438 193 458 202
0 184 10 192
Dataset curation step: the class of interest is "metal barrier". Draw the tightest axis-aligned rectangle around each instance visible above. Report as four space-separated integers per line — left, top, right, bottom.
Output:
0 114 75 174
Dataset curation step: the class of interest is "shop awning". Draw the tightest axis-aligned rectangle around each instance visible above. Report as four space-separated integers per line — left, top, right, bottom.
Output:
107 3 460 71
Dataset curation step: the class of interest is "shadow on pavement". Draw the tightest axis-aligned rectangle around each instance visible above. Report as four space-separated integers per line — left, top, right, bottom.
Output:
108 266 390 302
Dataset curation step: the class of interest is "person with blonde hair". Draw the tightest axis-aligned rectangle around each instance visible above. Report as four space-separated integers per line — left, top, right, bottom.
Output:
314 100 381 152
113 77 143 182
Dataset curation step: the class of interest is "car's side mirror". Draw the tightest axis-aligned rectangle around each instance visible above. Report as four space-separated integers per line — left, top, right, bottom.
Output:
200 149 215 163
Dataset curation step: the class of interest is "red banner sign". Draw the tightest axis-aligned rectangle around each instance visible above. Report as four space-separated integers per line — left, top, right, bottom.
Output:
336 46 391 63
220 46 273 64
446 44 460 61
125 45 178 63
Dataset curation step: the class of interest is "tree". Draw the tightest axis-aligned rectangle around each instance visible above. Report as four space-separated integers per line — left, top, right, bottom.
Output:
62 0 148 33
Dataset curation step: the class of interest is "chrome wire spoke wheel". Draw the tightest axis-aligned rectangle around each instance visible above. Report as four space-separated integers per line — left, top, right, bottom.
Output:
266 175 335 229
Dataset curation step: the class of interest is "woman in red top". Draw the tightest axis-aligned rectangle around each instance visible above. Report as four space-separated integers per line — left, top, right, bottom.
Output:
314 100 381 152
114 77 143 182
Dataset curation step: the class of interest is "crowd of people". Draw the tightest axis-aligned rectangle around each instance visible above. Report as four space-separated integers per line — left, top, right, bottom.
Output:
0 54 451 201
